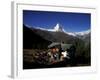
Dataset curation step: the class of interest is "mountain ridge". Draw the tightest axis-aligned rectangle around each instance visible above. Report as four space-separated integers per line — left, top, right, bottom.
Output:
26 23 90 37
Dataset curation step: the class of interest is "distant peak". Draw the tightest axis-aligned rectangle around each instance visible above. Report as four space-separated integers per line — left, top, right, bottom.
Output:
54 23 63 32
75 29 90 36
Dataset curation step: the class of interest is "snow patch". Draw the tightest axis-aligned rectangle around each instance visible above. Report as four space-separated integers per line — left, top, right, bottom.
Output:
54 23 63 32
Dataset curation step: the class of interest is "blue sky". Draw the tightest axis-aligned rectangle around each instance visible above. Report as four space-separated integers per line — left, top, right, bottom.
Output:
23 10 91 32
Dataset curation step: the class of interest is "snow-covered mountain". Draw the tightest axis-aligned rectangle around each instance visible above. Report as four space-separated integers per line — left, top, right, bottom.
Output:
54 23 63 32
24 23 90 47
64 29 90 37
32 23 90 37
74 29 90 36
35 23 63 32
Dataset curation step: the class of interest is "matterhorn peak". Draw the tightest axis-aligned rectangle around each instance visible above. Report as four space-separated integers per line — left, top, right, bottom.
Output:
54 23 63 32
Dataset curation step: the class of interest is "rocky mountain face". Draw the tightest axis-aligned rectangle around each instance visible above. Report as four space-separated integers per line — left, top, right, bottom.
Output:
31 27 78 44
23 23 91 47
27 23 90 44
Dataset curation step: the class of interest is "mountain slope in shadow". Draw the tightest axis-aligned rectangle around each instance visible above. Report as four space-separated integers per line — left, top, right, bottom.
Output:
23 24 51 49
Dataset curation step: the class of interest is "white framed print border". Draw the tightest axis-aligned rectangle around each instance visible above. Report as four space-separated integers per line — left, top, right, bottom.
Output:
11 1 97 78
